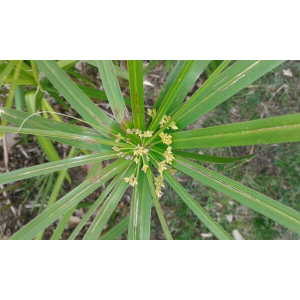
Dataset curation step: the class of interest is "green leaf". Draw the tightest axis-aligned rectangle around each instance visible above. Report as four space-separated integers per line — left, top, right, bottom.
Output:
99 217 129 240
83 163 135 240
0 125 127 151
75 84 131 106
145 167 172 240
34 60 120 138
163 171 233 240
148 60 209 131
85 60 129 80
128 60 145 130
172 150 258 164
172 155 300 235
97 60 132 130
148 61 184 120
0 61 17 88
0 151 118 185
0 60 23 137
57 60 79 70
171 113 300 149
9 159 130 240
68 170 127 240
172 60 285 130
143 60 157 76
0 107 113 151
136 170 152 240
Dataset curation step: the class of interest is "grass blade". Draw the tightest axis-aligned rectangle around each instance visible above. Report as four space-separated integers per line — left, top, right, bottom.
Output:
9 159 130 240
99 217 129 240
0 152 118 185
34 60 120 138
136 170 152 239
163 171 233 240
0 60 23 137
172 155 300 235
171 113 300 149
128 60 145 130
172 60 285 130
83 163 135 240
172 150 259 164
97 60 132 130
145 168 172 240
0 61 17 88
148 60 203 131
85 60 129 80
68 171 127 240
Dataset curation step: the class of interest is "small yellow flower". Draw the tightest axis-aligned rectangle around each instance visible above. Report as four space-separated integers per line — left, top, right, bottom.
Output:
135 129 142 135
141 165 148 173
169 168 177 175
125 155 133 160
166 146 172 153
134 157 139 164
163 150 174 164
143 131 154 138
147 108 157 118
112 146 120 152
118 152 125 158
158 161 167 174
115 138 120 142
133 145 145 156
124 175 138 186
155 188 163 198
159 132 172 145
127 129 133 134
126 139 131 144
159 115 171 128
116 133 123 139
170 122 178 130
124 177 131 183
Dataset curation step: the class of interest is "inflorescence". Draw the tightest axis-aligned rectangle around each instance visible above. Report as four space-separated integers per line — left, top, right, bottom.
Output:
112 112 177 197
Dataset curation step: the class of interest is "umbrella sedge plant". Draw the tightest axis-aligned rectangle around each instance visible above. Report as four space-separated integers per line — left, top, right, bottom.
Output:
1 60 300 240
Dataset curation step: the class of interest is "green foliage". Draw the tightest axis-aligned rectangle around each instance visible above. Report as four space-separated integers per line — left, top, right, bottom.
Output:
1 60 300 240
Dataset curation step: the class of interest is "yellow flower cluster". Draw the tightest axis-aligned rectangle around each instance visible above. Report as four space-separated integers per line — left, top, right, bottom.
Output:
154 175 165 198
112 146 120 152
133 145 149 156
124 175 138 187
141 165 148 173
114 133 124 143
159 115 171 128
147 108 157 118
159 132 172 145
163 146 174 164
121 114 178 195
127 128 154 139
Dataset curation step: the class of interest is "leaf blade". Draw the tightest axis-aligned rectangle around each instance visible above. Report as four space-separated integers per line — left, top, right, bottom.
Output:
128 60 145 130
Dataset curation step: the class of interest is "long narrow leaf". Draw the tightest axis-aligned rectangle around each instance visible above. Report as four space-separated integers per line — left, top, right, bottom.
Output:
0 152 118 185
68 170 127 240
128 60 145 130
83 163 135 240
9 159 131 240
172 60 285 130
99 217 129 240
172 155 300 235
171 113 300 149
34 60 120 138
97 60 132 130
163 171 233 240
148 60 199 131
0 60 23 137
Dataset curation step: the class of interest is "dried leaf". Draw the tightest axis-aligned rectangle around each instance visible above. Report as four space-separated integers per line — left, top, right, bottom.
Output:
226 214 233 223
232 229 244 240
283 69 293 77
